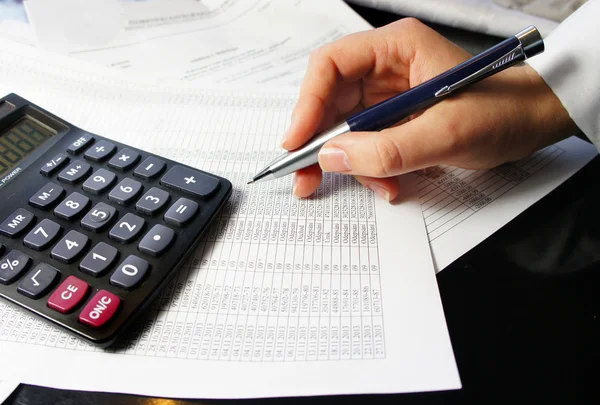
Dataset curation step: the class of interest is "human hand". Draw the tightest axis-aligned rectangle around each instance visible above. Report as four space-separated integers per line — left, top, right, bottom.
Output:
282 18 577 200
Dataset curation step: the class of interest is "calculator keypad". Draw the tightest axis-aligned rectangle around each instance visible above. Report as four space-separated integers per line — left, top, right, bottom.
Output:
29 183 65 209
0 208 35 237
110 255 149 290
84 140 116 161
80 203 116 232
58 160 91 184
109 213 145 243
17 263 59 298
83 169 116 194
109 178 143 205
0 117 230 344
50 230 89 263
54 192 90 220
23 219 61 250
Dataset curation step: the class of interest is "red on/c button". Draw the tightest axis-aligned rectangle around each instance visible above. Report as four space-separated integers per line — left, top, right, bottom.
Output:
47 275 89 314
79 290 120 328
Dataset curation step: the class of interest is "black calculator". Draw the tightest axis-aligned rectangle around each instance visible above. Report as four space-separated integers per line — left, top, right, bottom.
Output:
0 94 231 346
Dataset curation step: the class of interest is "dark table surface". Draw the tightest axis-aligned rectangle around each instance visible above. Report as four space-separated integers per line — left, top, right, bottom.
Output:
5 4 600 405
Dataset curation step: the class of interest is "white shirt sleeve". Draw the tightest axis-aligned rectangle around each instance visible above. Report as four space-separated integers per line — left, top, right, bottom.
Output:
527 0 600 150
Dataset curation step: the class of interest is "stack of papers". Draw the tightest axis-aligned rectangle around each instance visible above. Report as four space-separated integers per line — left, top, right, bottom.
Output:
0 0 596 400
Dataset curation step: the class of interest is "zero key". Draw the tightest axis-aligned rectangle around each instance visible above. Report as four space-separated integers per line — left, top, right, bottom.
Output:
160 165 220 198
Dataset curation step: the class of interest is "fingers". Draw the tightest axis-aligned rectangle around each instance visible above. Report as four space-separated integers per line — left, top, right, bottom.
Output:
281 30 383 151
292 165 322 198
317 111 460 177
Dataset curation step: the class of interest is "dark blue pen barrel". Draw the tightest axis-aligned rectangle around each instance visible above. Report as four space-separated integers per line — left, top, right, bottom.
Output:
347 36 521 132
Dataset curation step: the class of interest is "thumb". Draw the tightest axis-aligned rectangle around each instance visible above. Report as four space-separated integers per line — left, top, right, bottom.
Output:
317 116 458 177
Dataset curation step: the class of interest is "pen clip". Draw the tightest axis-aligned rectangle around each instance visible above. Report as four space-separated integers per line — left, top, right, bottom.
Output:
434 45 525 98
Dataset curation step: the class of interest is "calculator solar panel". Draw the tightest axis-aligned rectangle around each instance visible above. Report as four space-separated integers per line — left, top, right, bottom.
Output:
0 94 232 346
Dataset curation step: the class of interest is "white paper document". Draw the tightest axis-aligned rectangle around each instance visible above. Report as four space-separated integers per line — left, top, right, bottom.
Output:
421 136 597 271
0 39 460 397
19 0 372 87
348 0 559 37
0 380 19 403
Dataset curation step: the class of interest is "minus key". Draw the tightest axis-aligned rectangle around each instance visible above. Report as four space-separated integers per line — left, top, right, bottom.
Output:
133 157 166 180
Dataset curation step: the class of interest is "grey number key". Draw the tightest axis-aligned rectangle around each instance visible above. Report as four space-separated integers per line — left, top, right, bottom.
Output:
0 250 31 285
108 148 140 171
135 187 170 215
0 208 35 237
133 157 165 180
17 263 59 298
23 219 61 250
58 160 91 184
80 242 118 277
84 140 116 161
164 198 198 226
109 213 145 243
138 224 175 256
108 178 143 205
29 183 64 209
83 168 116 194
110 255 149 290
54 192 90 220
80 202 117 232
51 230 89 263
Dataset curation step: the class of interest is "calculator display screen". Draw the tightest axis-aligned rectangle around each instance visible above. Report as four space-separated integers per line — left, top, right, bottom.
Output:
0 117 56 177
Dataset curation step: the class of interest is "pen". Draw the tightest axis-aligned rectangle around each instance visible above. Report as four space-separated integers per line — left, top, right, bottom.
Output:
248 25 544 184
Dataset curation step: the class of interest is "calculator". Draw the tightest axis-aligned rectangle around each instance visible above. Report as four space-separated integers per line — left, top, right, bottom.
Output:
0 94 232 346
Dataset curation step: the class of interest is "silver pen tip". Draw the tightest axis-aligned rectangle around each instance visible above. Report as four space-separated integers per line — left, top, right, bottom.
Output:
247 180 254 185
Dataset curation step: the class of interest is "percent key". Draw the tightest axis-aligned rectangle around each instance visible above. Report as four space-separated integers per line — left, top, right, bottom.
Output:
0 250 31 285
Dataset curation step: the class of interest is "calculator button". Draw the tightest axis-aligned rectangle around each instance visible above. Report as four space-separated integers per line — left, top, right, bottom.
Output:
40 153 69 176
138 224 175 256
47 275 89 314
109 213 145 243
67 134 94 154
17 263 59 299
135 187 170 215
79 290 120 328
50 230 89 263
58 160 91 184
0 208 35 237
160 165 220 198
0 250 31 285
80 242 118 277
108 148 140 171
54 192 90 220
82 169 116 194
84 140 116 161
29 183 64 209
80 202 117 232
108 178 143 205
23 219 61 251
110 255 149 290
133 157 166 180
164 198 198 226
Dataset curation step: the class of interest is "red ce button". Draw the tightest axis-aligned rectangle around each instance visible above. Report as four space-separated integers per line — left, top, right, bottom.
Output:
47 275 90 314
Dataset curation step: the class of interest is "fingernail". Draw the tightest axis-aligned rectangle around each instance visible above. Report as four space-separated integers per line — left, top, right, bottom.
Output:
292 175 301 198
369 183 390 202
318 147 351 172
281 123 294 147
